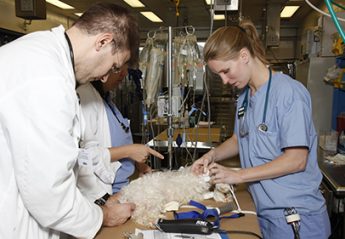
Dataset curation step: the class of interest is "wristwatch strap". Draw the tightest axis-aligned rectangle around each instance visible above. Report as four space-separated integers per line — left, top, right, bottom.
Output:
94 193 111 206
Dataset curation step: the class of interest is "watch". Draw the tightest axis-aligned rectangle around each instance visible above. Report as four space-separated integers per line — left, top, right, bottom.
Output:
94 193 111 206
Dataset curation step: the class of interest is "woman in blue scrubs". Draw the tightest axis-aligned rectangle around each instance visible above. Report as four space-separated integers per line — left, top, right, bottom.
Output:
192 20 331 238
77 65 164 202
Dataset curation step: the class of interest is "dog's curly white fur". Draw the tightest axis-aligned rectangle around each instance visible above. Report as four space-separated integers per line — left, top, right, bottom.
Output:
119 167 233 227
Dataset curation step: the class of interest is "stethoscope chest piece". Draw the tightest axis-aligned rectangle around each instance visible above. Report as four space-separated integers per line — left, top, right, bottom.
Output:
238 67 272 136
258 123 268 132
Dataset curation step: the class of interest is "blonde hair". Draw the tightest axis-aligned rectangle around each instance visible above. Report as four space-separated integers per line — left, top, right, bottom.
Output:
203 20 268 65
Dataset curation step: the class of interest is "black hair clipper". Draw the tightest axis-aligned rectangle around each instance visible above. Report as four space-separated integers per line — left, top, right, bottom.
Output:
155 218 214 235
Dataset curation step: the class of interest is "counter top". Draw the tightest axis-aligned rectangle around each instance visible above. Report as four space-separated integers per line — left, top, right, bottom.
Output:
319 150 345 195
95 185 261 239
147 127 221 149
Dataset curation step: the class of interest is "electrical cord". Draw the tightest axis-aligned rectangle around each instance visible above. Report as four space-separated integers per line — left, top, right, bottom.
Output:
216 229 263 239
204 65 212 145
209 0 215 35
192 84 207 160
304 0 345 22
226 184 257 216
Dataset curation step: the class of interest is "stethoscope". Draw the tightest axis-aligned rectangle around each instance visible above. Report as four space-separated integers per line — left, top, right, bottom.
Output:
238 67 272 134
104 95 130 134
64 32 75 74
65 32 80 89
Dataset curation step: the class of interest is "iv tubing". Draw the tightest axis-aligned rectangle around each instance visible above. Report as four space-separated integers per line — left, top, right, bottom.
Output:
146 25 199 169
325 0 345 42
331 0 345 11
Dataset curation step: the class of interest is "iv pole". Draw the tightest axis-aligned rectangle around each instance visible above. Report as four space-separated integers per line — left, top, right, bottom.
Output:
146 25 195 170
167 26 173 169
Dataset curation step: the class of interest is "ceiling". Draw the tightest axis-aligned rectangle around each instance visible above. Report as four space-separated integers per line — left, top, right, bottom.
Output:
47 0 324 41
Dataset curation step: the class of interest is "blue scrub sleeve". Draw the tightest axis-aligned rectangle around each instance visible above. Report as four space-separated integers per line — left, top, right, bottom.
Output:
279 99 311 149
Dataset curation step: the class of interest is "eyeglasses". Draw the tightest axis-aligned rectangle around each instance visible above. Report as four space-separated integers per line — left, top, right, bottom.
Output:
110 62 129 75
110 65 122 74
109 50 129 75
108 50 123 74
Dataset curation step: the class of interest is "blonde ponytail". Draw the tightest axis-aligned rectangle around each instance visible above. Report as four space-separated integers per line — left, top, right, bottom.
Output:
204 20 268 65
239 20 268 65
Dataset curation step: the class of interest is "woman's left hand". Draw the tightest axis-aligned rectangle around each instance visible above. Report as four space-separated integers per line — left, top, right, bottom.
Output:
136 162 152 176
208 163 243 185
127 144 164 163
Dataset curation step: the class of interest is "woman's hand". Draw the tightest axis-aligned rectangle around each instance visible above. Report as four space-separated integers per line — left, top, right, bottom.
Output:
191 149 216 175
208 163 243 185
136 162 152 176
127 144 164 163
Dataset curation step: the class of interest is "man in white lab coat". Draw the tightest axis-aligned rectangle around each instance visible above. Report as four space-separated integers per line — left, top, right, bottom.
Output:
0 2 139 239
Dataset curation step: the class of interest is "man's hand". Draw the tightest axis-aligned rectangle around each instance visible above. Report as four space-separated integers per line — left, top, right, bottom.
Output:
101 194 135 227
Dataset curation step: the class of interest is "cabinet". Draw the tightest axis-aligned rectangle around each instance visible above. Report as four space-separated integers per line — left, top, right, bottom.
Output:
296 57 335 133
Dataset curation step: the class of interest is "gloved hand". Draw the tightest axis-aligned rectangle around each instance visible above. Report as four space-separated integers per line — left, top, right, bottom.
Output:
78 142 114 184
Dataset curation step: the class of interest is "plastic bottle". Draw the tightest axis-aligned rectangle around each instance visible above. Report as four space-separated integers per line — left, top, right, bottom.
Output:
338 130 345 154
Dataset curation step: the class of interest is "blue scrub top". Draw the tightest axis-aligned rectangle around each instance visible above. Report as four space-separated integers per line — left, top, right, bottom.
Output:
234 72 325 218
104 98 135 193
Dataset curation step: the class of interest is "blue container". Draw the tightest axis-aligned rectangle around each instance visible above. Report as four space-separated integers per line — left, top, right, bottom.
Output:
336 56 345 68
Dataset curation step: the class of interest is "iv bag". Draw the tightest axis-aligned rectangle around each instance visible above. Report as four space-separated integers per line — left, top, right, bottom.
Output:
145 47 164 107
139 38 154 84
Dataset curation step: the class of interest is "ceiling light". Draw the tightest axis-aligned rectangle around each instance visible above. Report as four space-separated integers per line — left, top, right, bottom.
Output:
75 13 83 17
123 0 145 8
140 11 163 22
280 6 300 18
214 14 225 20
46 0 74 9
205 0 213 5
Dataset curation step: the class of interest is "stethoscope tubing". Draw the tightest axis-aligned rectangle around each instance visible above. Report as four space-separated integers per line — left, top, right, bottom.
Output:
104 98 130 134
262 68 272 124
238 67 272 132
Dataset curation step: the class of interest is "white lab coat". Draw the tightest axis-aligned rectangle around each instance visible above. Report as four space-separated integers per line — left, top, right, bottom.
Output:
0 26 102 239
76 83 121 200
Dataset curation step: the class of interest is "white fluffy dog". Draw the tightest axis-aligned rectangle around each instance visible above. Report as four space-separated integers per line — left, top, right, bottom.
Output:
119 167 233 227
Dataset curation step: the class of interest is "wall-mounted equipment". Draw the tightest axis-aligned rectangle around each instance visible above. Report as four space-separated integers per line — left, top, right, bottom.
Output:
213 0 239 12
15 0 46 20
265 2 281 47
